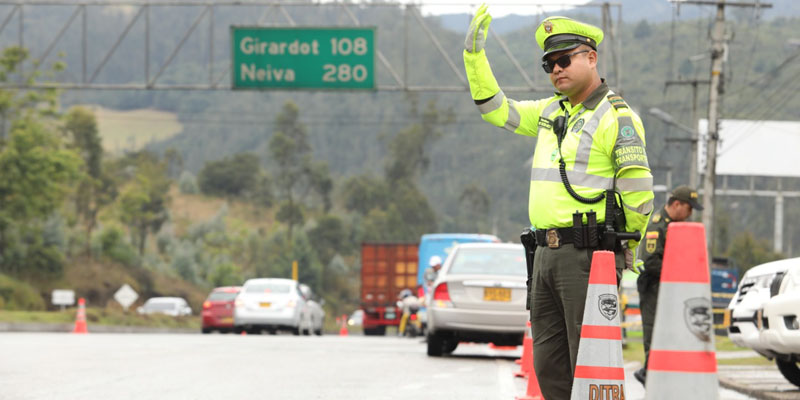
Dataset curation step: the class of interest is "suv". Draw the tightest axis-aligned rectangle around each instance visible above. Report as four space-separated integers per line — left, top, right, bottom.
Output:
727 258 796 355
758 262 800 388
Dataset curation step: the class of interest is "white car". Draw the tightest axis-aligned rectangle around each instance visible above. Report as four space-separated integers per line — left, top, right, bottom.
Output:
234 278 318 335
758 263 800 388
425 243 528 356
137 297 192 317
727 258 797 353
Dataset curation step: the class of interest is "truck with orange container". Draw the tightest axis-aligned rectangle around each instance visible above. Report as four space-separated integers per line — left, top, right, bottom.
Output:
360 243 419 336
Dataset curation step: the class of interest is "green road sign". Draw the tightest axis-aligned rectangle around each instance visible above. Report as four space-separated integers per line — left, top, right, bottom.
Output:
232 27 375 90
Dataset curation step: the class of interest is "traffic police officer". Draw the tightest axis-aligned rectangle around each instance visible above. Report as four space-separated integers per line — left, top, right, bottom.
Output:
463 6 654 399
634 185 703 386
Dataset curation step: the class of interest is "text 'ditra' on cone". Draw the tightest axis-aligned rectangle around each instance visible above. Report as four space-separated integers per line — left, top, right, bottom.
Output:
72 297 88 334
514 321 533 378
645 222 718 399
570 250 626 400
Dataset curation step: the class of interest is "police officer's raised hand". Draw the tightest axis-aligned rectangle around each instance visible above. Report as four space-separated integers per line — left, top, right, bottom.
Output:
465 4 492 53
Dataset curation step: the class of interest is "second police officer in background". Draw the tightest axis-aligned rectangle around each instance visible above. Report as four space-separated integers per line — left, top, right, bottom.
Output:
463 5 655 399
634 185 703 386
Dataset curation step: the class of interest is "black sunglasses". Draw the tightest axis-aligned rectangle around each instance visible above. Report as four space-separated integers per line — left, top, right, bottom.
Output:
542 49 590 73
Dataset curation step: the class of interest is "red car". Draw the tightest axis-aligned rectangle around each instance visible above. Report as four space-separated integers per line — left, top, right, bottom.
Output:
201 286 241 333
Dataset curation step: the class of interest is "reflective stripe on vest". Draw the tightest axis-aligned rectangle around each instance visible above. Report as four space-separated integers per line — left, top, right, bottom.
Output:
530 167 614 190
616 176 653 192
573 101 612 173
503 99 522 132
477 90 505 114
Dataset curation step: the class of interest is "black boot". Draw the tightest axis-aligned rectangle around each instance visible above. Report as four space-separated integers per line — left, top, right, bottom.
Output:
633 368 646 386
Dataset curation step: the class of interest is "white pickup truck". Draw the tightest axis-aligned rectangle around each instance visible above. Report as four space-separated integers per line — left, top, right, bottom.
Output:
726 257 800 388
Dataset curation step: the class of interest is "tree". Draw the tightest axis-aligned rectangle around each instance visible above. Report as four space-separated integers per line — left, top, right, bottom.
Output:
633 20 652 39
268 101 313 242
458 183 491 232
726 232 784 275
0 118 82 276
117 152 171 256
340 175 389 215
384 100 452 184
64 106 114 257
198 152 260 197
308 214 348 265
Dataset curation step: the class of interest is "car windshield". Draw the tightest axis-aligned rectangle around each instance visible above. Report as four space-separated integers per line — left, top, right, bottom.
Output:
208 292 238 301
245 282 291 294
447 248 526 276
145 301 177 310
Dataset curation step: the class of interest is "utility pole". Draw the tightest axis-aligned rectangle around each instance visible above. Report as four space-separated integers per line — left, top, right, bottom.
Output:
664 79 710 189
670 0 771 256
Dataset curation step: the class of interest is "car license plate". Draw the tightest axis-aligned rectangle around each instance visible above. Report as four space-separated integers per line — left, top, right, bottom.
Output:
220 317 233 323
484 287 511 302
385 312 396 320
259 302 271 308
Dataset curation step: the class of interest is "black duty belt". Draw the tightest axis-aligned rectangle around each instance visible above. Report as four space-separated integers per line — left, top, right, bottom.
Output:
535 227 604 249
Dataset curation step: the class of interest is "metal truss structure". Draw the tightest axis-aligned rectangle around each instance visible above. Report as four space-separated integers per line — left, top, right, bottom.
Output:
0 1 622 91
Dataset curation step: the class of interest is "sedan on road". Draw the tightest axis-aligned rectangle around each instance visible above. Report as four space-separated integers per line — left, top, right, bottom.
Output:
425 242 529 356
201 286 241 334
234 278 315 335
137 297 192 317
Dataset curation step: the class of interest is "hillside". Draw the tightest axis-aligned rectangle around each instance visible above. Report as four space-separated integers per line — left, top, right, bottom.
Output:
7 1 797 255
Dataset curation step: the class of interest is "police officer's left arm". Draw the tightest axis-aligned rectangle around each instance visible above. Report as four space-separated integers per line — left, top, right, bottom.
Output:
608 109 655 250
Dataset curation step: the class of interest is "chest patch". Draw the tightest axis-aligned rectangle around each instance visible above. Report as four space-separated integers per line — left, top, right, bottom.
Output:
571 118 585 133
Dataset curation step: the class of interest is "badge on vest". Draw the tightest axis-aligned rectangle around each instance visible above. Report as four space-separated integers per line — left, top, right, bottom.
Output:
571 118 585 133
538 117 553 131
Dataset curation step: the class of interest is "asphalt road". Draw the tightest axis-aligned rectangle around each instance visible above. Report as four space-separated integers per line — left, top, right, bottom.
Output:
0 332 789 400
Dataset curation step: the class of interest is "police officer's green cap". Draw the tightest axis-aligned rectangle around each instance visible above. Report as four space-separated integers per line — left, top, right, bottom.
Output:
670 185 704 210
535 16 604 60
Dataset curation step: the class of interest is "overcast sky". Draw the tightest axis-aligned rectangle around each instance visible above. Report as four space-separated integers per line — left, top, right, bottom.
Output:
335 0 593 17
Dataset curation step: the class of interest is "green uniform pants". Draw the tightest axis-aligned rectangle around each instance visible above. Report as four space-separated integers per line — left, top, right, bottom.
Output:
529 245 623 400
637 275 660 370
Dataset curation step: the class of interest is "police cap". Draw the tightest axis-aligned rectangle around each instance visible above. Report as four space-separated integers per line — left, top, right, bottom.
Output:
670 185 704 210
535 16 604 60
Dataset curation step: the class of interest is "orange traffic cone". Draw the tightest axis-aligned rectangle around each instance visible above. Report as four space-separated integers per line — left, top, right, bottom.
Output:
514 321 533 378
72 297 88 334
645 222 718 399
570 251 625 400
516 338 543 400
339 314 348 336
241 329 247 336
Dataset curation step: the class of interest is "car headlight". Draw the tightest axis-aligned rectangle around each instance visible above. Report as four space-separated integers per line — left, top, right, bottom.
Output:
235 298 243 308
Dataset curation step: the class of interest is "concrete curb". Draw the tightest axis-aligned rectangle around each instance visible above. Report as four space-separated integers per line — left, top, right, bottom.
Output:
718 375 796 400
0 322 197 334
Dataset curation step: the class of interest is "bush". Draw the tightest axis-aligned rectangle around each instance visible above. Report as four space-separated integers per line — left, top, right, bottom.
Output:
97 225 140 267
178 170 199 194
0 273 46 310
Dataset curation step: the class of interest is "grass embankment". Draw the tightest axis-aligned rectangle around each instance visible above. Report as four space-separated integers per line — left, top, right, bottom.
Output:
88 106 183 154
0 308 200 329
622 334 773 366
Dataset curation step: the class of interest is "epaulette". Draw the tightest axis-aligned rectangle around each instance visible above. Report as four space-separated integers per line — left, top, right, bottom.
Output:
607 94 629 110
652 213 661 223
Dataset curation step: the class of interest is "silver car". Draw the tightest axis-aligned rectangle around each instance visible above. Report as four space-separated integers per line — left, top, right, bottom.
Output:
137 297 192 317
425 242 528 356
299 283 326 335
234 278 316 335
